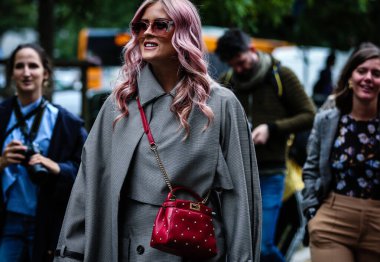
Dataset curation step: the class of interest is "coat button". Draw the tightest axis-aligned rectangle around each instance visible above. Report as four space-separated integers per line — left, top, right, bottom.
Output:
136 245 145 255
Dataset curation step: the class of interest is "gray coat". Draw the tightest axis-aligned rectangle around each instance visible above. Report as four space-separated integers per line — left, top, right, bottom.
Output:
54 66 262 262
301 108 340 212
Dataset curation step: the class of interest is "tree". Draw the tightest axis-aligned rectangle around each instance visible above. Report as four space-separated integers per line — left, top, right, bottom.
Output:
299 0 380 49
193 0 294 33
2 0 380 59
0 0 36 35
256 0 380 50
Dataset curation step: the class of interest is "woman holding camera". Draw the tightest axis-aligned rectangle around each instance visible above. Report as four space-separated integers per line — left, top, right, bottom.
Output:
0 43 88 262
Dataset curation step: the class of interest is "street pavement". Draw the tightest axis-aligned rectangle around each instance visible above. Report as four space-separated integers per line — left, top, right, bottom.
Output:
290 246 311 262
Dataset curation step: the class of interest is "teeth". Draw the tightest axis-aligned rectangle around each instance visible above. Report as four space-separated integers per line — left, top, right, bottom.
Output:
145 43 157 47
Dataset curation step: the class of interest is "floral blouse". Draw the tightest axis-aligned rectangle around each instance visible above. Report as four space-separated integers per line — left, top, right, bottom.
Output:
330 114 380 200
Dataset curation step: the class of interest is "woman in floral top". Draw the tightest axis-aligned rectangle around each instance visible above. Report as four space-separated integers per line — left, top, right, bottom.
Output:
302 44 380 262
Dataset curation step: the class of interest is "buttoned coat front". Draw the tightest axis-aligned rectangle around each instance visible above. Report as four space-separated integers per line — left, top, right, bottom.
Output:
54 67 262 262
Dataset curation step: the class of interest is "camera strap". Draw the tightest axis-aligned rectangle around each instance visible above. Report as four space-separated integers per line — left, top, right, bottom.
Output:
8 97 48 143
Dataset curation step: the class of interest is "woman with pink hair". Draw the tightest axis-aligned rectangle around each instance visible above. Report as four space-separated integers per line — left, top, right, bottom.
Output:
54 0 261 261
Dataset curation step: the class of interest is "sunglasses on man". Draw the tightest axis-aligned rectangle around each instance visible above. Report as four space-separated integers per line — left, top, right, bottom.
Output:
131 19 174 36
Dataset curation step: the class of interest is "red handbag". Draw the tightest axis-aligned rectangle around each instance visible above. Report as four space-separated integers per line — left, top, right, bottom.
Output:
151 186 217 259
137 97 218 259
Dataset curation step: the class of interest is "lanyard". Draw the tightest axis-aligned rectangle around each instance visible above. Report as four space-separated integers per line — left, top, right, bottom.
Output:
11 97 48 144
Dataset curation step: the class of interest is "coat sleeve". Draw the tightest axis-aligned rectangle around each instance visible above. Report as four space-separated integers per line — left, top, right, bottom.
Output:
301 113 323 213
56 125 88 183
273 66 316 134
54 97 114 262
219 93 262 262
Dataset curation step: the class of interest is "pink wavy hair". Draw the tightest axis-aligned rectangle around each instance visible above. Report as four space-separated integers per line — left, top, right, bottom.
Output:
113 0 214 135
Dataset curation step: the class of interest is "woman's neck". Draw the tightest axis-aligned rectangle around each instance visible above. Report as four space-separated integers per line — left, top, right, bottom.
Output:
150 62 181 93
350 99 378 121
17 93 42 107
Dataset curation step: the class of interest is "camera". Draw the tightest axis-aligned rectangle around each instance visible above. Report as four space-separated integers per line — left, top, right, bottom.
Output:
20 142 49 184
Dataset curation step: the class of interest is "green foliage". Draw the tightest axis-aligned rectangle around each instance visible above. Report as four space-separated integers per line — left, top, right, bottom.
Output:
54 0 140 58
293 0 380 49
0 0 37 33
195 0 293 33
2 0 379 58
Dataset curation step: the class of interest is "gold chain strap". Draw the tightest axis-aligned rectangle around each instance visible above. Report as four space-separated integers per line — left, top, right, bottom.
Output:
150 144 173 192
137 96 210 203
151 143 211 204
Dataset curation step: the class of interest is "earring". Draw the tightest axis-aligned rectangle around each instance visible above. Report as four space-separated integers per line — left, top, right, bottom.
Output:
348 80 353 89
43 79 49 88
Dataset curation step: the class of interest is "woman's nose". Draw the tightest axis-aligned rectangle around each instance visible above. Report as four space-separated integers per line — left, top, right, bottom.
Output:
144 23 154 35
22 66 31 76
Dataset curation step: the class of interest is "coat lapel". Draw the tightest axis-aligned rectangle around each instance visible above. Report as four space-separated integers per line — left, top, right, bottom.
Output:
320 109 340 179
0 98 14 147
109 65 167 258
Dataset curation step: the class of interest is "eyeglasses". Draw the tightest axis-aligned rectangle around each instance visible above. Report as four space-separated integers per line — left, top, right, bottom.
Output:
131 19 174 36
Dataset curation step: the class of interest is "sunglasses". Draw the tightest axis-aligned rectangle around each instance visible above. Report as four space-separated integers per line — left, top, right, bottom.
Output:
131 19 174 36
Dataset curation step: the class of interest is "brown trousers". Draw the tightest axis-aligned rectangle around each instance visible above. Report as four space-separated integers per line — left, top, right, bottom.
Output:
308 193 380 262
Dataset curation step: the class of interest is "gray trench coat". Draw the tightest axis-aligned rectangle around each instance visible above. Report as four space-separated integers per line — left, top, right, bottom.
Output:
54 66 261 262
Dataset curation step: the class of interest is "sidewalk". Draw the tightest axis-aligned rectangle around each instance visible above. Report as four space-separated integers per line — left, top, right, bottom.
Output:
290 246 311 262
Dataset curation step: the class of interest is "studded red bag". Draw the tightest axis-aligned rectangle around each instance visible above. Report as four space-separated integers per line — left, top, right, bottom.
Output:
151 186 217 259
137 97 217 259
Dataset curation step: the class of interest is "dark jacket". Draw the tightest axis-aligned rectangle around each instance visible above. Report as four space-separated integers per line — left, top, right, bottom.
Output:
220 54 316 172
0 97 88 262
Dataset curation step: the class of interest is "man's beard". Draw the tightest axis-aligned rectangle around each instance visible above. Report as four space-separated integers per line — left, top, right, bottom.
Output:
234 65 256 82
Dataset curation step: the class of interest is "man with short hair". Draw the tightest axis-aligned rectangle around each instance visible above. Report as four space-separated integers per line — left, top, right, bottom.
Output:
216 28 315 262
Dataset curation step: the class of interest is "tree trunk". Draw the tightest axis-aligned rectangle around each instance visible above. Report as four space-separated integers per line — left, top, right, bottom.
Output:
38 0 55 101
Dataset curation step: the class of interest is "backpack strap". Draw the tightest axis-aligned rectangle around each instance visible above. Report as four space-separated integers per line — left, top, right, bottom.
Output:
272 63 283 97
222 68 234 88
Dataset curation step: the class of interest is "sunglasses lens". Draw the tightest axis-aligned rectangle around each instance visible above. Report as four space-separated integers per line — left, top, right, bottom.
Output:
153 21 169 32
131 22 147 35
131 20 173 36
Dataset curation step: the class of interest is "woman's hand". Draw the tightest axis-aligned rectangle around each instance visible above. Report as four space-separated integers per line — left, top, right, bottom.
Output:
28 154 61 175
0 140 27 170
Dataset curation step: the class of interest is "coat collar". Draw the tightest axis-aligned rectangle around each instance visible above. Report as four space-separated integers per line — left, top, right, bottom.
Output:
137 65 177 106
0 97 15 147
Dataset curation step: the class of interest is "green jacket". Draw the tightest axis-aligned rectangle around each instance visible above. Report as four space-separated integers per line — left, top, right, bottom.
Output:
220 54 316 173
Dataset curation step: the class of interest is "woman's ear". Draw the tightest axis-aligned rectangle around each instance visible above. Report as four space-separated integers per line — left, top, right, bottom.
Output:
44 70 49 81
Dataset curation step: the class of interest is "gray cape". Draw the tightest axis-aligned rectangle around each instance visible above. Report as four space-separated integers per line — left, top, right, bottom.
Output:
54 69 261 261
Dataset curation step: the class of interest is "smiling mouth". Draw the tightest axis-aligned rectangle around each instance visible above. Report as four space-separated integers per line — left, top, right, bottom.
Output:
144 42 158 47
22 80 32 84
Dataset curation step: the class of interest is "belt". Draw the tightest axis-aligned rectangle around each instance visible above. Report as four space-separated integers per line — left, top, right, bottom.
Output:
55 247 84 260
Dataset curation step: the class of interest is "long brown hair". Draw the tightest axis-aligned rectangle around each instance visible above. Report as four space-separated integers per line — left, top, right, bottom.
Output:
334 44 380 114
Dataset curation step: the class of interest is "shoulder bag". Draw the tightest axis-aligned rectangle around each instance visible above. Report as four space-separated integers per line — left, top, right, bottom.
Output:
136 96 217 259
